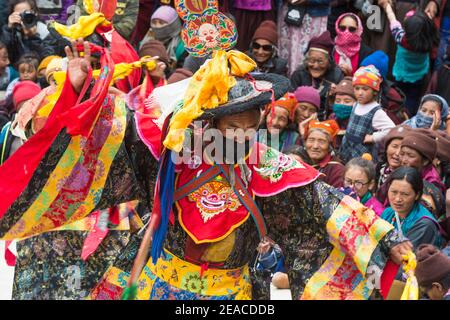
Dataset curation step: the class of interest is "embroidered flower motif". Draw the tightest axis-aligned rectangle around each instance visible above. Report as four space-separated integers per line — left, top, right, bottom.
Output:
181 272 207 294
255 148 303 183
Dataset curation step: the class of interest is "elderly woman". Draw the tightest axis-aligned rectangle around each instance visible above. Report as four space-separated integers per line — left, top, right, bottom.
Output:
290 31 344 120
403 94 449 131
248 20 288 76
333 13 374 76
259 92 299 152
302 119 345 188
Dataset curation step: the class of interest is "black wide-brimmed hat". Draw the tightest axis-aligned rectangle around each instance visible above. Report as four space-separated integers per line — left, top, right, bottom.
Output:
198 73 291 120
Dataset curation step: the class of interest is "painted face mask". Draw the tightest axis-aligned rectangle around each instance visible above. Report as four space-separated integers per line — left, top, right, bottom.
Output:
333 103 353 119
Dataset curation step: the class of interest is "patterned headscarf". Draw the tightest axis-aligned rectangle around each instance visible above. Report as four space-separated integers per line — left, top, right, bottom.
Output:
335 13 363 59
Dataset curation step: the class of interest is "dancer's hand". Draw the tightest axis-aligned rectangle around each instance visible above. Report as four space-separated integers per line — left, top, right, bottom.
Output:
65 38 91 93
389 241 413 265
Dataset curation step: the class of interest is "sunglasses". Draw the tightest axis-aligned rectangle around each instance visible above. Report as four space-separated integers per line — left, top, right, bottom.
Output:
338 25 357 33
252 42 274 52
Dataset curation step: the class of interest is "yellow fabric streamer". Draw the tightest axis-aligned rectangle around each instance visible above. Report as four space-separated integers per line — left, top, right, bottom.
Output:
83 0 95 14
400 251 419 300
51 12 110 40
163 50 257 152
92 56 156 82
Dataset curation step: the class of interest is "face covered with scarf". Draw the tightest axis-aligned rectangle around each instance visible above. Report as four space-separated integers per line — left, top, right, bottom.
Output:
334 13 363 73
407 94 449 130
151 6 182 44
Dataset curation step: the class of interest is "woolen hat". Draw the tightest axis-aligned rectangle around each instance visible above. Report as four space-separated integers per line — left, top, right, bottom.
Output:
139 40 170 66
360 50 389 79
293 86 320 110
12 81 41 108
252 20 278 46
335 76 355 99
401 129 437 162
269 92 298 121
151 5 179 24
383 125 411 149
415 244 450 287
307 31 334 56
434 130 450 162
353 65 382 92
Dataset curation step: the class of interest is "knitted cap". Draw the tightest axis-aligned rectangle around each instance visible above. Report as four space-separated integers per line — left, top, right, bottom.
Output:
415 244 450 287
383 125 411 149
353 65 382 91
151 5 178 24
307 31 334 56
293 86 320 110
139 40 170 66
270 92 298 121
335 76 355 99
401 129 437 162
435 131 450 162
12 81 41 108
305 119 340 141
167 68 193 84
360 51 389 79
252 20 278 45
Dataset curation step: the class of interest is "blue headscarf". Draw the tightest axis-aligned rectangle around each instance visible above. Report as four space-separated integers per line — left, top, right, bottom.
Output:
403 94 449 130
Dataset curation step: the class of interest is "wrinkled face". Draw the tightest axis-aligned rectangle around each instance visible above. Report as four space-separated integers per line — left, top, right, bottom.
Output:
151 18 169 29
421 283 446 300
420 100 441 117
386 138 403 170
0 48 9 72
266 106 289 134
344 166 373 199
388 179 419 217
335 94 355 106
19 63 37 81
305 129 330 163
354 85 376 104
306 50 329 79
295 102 317 123
252 38 273 64
400 146 427 171
215 109 262 143
198 23 219 48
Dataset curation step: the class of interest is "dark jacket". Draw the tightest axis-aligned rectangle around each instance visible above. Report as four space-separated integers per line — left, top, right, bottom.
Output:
247 52 288 76
357 43 375 66
304 0 332 17
0 25 45 65
290 64 344 120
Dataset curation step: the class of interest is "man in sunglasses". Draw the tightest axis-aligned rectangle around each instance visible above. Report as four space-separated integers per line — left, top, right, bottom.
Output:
248 20 288 76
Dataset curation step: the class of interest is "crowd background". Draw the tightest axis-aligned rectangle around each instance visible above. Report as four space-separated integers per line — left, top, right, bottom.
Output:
0 0 449 300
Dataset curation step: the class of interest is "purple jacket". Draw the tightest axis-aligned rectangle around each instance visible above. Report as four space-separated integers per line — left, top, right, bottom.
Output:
233 0 272 10
364 196 385 217
422 165 446 196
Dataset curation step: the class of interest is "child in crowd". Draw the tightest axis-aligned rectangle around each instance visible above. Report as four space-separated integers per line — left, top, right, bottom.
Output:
329 76 356 148
339 65 395 163
5 53 39 98
403 94 449 131
0 41 18 91
344 157 385 216
382 3 440 116
415 244 450 300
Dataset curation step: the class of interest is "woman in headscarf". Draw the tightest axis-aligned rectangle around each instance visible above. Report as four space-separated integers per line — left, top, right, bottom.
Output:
333 12 374 76
140 5 186 70
403 94 449 131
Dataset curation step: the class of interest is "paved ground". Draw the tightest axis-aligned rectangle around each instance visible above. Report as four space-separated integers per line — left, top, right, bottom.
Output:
0 240 291 300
